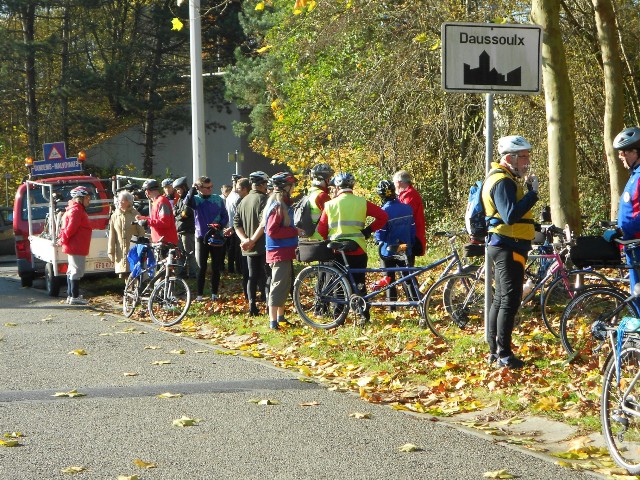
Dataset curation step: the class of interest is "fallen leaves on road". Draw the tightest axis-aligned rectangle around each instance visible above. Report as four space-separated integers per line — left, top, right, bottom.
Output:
483 470 517 479
52 389 86 398
151 360 171 365
398 443 422 452
68 349 87 356
61 466 86 474
123 372 138 377
132 458 156 469
299 401 320 407
349 412 371 419
248 398 280 405
117 476 139 480
0 439 20 447
157 392 183 398
172 416 200 427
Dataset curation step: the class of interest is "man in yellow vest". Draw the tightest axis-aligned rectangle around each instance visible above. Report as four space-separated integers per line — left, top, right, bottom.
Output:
481 135 539 369
317 172 388 321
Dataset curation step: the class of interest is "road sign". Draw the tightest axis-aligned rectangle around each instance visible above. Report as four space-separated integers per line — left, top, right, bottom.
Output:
441 22 542 94
31 142 82 176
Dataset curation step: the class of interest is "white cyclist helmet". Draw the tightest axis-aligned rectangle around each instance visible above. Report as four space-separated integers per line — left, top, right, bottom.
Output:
498 135 532 177
497 135 531 155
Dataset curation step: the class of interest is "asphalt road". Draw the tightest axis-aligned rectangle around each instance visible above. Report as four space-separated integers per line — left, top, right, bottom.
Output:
0 262 601 480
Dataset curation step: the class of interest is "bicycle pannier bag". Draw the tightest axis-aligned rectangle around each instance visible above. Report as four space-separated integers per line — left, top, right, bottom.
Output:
570 236 622 268
296 240 334 263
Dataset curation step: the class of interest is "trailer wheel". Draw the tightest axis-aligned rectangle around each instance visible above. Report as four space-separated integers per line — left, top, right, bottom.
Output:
20 273 34 288
45 263 61 297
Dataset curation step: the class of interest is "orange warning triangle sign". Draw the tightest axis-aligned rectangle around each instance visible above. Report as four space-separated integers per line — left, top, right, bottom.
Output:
48 146 63 160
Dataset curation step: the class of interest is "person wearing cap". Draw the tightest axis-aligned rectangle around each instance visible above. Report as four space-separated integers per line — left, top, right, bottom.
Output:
481 135 539 370
306 163 334 239
263 172 300 329
135 180 179 246
610 127 640 295
58 186 93 305
316 172 388 322
392 170 426 267
162 178 177 208
172 176 197 279
234 171 270 316
186 176 229 301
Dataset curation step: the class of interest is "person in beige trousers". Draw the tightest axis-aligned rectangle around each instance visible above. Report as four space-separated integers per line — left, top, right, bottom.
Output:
108 190 147 279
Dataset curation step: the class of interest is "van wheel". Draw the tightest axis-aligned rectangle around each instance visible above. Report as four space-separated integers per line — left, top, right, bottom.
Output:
45 263 61 297
20 273 33 288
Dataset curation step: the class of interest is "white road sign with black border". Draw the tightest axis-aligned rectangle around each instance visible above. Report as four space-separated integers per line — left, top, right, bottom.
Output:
441 22 542 94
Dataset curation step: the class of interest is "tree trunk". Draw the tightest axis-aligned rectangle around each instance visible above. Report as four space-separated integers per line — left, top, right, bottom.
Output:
592 0 626 220
531 0 581 232
21 3 39 159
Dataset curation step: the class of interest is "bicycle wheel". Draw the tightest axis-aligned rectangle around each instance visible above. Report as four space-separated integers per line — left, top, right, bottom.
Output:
123 275 141 317
560 286 637 357
148 277 191 327
541 270 610 337
293 265 352 329
601 340 640 474
421 272 485 342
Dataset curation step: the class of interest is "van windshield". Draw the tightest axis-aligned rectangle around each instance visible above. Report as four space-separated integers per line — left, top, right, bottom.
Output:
21 182 106 221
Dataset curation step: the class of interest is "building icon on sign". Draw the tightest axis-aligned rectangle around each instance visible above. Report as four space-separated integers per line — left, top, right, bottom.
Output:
463 51 521 86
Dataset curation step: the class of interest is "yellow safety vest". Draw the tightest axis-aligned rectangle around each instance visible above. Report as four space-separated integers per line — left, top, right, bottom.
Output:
481 164 535 241
325 193 368 251
308 186 324 223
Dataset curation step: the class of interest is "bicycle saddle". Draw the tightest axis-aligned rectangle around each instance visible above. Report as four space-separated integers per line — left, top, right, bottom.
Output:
327 240 359 252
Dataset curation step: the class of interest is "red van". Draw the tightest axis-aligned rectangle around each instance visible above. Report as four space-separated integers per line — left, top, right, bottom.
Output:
13 175 113 291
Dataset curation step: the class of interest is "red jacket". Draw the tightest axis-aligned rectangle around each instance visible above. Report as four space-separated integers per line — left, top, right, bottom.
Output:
59 201 92 256
398 185 426 255
143 195 179 244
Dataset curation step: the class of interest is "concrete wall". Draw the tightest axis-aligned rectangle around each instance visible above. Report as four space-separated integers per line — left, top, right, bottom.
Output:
86 103 283 189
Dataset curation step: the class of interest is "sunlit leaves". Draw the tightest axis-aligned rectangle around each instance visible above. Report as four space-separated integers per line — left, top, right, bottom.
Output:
483 470 517 479
171 18 184 31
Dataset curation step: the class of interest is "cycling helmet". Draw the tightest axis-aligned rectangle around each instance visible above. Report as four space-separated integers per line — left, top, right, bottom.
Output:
376 180 395 200
70 186 90 198
231 173 242 182
249 171 269 185
172 176 188 189
613 127 640 150
310 163 334 181
161 178 174 188
497 135 532 155
142 179 160 191
267 178 274 190
333 172 355 189
271 172 297 191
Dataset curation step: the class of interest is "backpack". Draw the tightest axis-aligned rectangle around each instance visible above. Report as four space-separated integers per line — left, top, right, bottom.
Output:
464 169 501 241
293 194 316 237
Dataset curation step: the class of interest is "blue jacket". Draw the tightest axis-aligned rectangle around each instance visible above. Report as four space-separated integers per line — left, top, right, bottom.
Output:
618 163 640 240
374 199 416 257
186 188 229 239
127 244 156 278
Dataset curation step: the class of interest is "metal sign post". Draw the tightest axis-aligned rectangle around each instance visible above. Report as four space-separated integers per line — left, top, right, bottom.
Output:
441 22 543 341
189 0 206 181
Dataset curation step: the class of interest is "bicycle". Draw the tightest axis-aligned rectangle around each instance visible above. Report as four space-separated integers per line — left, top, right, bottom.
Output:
559 237 640 358
595 315 640 474
421 224 610 341
122 238 192 327
292 239 462 329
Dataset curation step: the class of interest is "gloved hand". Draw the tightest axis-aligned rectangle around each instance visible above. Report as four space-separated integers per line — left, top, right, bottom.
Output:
526 173 539 193
361 226 372 240
603 228 622 242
